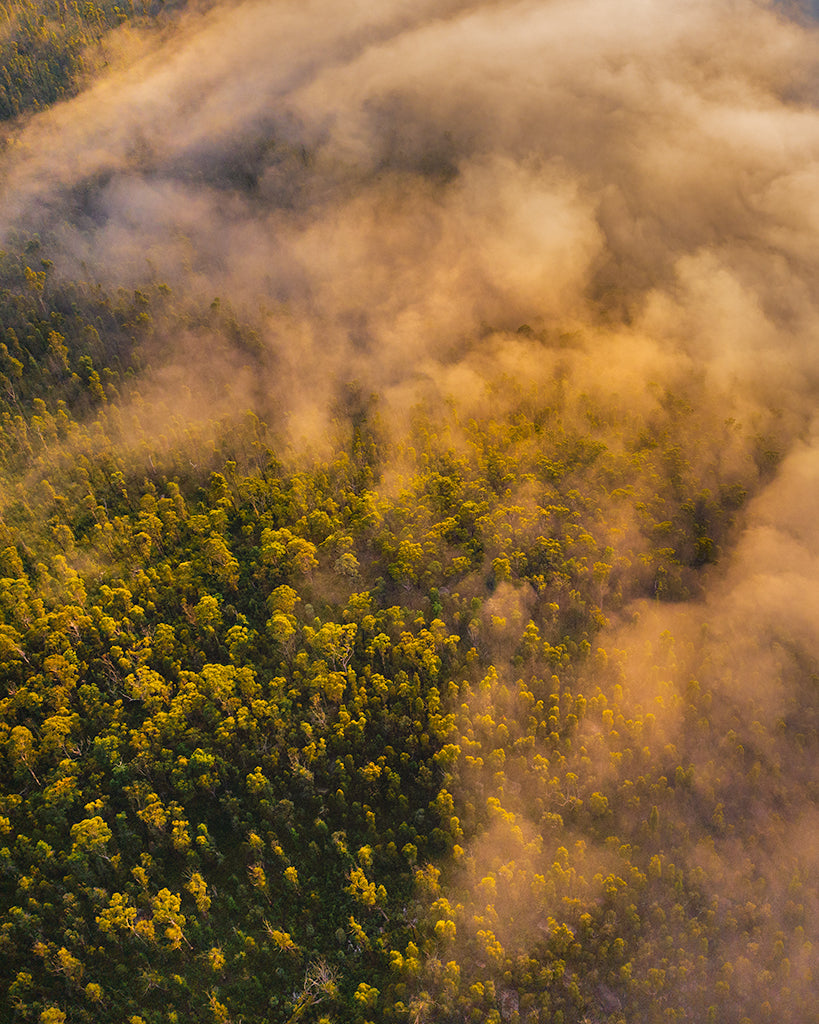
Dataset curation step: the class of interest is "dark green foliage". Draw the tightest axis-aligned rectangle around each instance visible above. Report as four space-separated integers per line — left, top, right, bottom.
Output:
0 0 188 121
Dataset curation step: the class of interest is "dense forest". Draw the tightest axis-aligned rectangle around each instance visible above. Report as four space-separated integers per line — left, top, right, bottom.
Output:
0 1 818 1023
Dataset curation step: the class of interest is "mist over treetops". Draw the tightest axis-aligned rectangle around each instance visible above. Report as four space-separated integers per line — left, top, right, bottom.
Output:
0 2 817 1023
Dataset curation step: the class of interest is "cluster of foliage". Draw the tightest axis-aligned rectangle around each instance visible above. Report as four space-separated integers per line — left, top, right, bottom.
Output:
0 242 815 1024
0 0 189 121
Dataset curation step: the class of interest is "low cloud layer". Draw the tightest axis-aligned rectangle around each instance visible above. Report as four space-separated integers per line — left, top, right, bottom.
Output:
2 0 819 436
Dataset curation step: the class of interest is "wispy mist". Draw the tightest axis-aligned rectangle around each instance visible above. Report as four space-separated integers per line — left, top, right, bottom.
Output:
3 0 819 429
